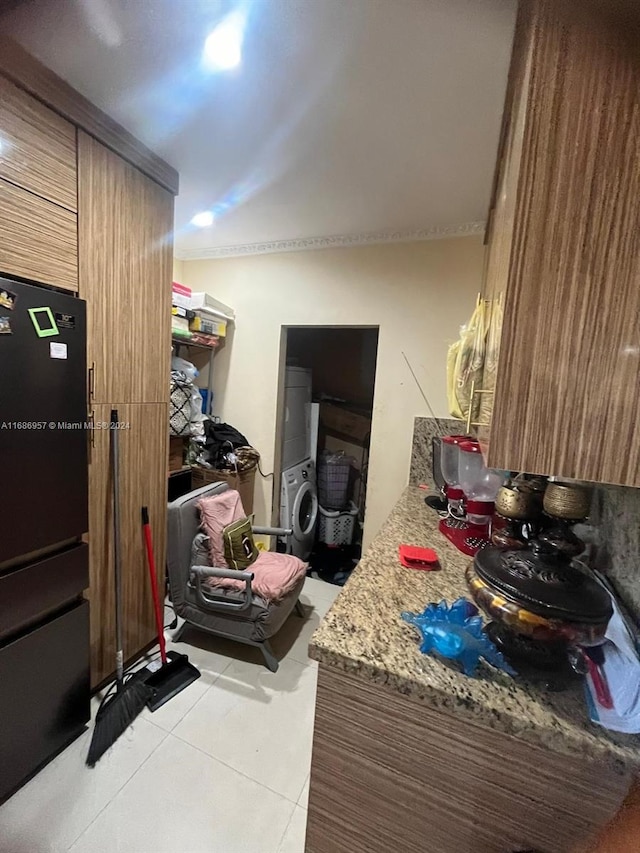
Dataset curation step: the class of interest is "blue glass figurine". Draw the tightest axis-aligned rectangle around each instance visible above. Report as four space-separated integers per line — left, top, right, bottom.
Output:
401 598 517 677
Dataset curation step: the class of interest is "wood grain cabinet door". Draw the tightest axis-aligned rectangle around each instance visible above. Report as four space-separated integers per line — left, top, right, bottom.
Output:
477 11 533 445
0 177 78 290
87 403 168 687
484 0 640 487
0 76 77 211
78 132 173 406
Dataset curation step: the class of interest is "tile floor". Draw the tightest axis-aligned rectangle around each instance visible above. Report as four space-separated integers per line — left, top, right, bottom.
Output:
0 577 340 853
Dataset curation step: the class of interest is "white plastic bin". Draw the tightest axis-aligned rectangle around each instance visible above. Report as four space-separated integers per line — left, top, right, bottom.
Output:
317 502 358 547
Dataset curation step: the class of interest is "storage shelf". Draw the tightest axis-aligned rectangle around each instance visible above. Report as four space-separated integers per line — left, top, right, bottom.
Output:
168 464 191 477
171 336 219 352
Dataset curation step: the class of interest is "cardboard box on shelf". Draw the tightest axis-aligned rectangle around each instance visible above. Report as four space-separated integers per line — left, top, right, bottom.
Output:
171 316 189 333
319 402 372 445
191 465 255 515
172 281 192 310
190 292 234 319
169 436 186 472
190 314 227 337
171 305 194 319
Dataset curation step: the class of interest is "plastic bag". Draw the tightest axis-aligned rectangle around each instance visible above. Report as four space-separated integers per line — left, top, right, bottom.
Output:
171 355 199 382
447 301 489 423
189 383 205 437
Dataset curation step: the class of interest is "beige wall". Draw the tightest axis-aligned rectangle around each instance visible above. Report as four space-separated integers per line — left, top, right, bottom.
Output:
179 235 484 548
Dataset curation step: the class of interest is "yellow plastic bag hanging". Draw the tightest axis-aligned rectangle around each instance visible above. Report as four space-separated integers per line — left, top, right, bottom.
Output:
447 300 489 423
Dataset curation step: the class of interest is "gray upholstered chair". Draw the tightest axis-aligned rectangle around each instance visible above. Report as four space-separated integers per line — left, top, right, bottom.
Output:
166 482 306 672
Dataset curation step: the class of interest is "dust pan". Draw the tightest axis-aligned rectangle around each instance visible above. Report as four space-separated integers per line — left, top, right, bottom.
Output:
140 506 201 711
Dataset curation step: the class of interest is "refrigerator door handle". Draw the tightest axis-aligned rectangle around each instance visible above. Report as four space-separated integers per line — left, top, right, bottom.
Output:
87 362 95 405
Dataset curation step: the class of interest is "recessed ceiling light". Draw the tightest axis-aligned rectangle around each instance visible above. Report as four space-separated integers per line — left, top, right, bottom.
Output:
191 211 215 228
203 12 244 71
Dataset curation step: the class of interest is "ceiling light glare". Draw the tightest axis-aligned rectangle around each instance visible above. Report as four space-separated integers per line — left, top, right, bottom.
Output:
203 12 244 72
191 211 215 228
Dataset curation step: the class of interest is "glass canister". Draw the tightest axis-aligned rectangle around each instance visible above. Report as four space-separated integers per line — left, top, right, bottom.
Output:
458 440 503 525
441 435 468 514
441 435 466 486
458 439 484 496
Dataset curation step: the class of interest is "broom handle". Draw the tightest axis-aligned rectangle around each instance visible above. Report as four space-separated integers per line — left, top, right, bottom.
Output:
142 506 168 664
111 409 124 690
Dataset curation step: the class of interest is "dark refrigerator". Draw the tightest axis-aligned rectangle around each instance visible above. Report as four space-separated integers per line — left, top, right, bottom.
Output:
0 276 90 803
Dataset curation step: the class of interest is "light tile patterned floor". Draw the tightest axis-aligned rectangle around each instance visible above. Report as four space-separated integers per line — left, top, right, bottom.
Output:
0 578 340 853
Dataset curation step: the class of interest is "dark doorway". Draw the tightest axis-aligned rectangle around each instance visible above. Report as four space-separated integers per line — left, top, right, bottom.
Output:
277 326 379 587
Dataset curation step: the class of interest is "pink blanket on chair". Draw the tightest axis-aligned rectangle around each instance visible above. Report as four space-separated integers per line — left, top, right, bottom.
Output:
197 491 307 602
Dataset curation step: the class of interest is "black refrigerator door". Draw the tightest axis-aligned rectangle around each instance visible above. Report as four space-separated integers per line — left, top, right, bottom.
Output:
0 277 88 563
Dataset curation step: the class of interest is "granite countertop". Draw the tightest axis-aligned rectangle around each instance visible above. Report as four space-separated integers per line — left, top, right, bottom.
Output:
310 486 640 773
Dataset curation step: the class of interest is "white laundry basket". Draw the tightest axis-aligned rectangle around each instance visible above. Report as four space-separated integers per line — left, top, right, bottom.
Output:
317 502 358 547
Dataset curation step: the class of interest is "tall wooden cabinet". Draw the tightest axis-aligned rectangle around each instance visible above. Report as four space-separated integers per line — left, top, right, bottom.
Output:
78 133 173 686
0 37 177 689
480 0 640 487
78 133 173 404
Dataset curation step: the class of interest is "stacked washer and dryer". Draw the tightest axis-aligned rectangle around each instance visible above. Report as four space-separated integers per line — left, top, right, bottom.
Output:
280 367 320 560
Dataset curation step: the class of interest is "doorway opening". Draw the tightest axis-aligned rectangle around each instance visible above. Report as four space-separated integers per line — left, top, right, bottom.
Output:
274 326 379 589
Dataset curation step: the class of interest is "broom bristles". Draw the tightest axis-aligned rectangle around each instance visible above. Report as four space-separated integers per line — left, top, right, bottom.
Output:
86 679 153 767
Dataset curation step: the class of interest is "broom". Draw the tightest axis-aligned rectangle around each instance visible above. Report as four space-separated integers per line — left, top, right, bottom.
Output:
139 505 200 711
87 409 152 767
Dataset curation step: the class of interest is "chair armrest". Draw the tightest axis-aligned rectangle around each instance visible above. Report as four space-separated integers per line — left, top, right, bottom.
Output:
190 565 254 613
252 526 293 537
191 566 254 582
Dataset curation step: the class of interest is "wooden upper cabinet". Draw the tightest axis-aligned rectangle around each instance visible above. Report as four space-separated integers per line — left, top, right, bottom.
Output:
482 0 640 487
0 76 77 211
0 177 77 290
78 132 173 405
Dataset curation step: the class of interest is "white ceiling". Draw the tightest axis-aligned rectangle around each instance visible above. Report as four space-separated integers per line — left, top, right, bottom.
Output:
2 0 517 258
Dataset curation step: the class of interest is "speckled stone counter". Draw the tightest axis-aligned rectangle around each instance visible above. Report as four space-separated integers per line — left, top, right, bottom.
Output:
310 487 640 774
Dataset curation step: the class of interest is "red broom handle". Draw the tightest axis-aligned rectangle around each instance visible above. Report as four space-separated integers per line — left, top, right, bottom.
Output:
142 506 167 665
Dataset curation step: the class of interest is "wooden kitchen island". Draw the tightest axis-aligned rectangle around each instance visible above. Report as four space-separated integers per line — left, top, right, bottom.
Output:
306 488 640 853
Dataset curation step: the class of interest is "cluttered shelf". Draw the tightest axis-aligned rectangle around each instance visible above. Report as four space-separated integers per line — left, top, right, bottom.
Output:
169 280 262 507
171 281 233 352
171 335 223 352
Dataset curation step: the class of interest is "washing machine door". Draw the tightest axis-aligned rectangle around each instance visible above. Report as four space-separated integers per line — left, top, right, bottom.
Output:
292 480 318 540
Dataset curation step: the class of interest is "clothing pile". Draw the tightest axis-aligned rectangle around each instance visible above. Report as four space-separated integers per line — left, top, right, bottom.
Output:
202 422 247 467
192 420 259 472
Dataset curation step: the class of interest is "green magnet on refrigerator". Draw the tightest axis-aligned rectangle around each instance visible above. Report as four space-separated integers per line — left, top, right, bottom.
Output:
28 307 59 338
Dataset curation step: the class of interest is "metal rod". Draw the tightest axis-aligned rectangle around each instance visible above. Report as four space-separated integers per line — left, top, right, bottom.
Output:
207 349 215 417
465 380 476 433
401 352 447 436
111 409 124 691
